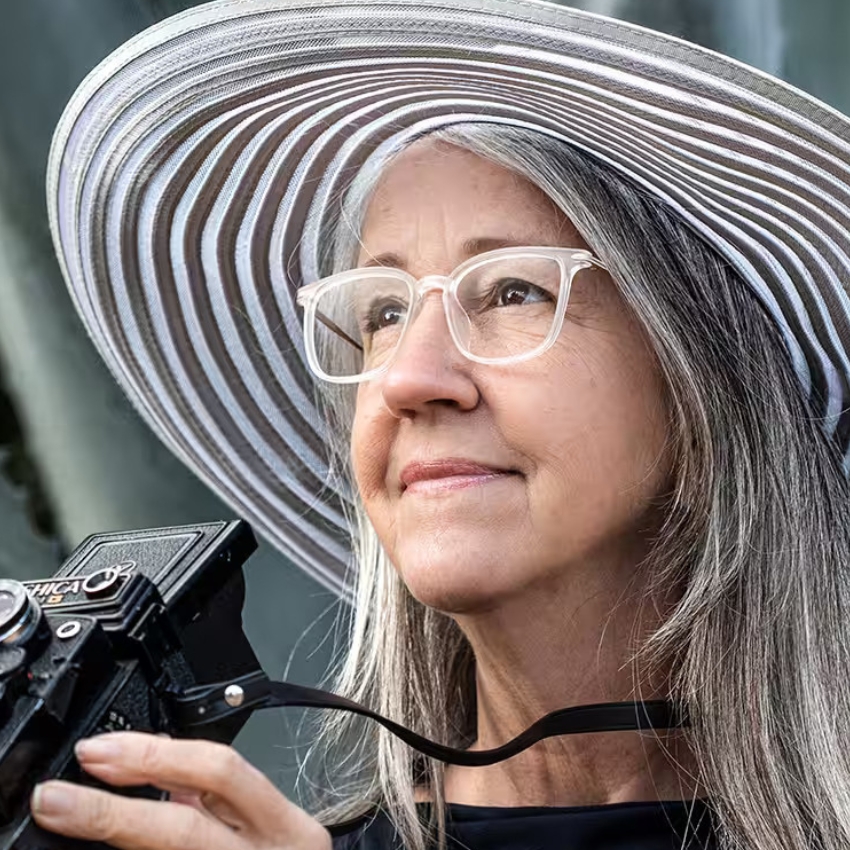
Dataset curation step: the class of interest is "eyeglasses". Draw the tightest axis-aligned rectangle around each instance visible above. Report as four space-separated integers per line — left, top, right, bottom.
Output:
296 246 607 384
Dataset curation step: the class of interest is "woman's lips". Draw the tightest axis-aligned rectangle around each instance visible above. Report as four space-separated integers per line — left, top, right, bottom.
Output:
399 460 517 495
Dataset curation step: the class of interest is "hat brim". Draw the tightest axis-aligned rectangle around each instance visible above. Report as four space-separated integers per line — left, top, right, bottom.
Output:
47 0 850 598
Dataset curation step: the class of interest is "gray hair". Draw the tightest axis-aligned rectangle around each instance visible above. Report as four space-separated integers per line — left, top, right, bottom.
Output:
302 123 850 850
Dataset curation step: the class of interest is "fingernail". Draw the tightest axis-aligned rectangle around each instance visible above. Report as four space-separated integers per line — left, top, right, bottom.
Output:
32 782 74 816
75 735 121 762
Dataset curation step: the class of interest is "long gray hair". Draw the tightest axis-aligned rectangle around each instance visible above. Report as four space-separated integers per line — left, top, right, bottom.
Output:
302 123 850 850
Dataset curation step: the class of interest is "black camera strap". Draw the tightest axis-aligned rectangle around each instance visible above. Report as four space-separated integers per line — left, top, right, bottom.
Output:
168 672 686 767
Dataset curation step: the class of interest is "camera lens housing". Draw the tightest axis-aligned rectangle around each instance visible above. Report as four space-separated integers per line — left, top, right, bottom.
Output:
0 581 43 648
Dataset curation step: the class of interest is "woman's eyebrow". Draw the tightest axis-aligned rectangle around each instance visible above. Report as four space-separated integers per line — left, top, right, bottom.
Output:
361 251 406 269
461 236 530 255
359 236 534 270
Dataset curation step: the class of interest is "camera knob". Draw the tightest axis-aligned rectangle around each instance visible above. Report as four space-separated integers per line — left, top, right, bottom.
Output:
0 580 43 648
82 567 124 599
0 646 26 680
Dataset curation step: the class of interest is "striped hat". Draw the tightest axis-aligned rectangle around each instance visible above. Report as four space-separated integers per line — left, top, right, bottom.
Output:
47 0 850 597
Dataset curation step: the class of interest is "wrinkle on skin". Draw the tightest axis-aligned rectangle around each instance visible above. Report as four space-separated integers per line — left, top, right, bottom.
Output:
349 139 698 807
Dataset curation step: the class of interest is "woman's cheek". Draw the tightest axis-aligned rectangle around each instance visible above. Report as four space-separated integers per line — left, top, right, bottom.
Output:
350 395 391 502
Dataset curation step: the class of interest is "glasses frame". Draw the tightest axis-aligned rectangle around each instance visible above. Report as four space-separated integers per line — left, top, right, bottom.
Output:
296 246 607 384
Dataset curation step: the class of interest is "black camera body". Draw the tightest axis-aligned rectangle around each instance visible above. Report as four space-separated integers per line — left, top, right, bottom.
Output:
0 520 263 849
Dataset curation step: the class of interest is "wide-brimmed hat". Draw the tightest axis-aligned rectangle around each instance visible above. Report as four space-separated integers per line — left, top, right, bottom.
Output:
47 0 850 598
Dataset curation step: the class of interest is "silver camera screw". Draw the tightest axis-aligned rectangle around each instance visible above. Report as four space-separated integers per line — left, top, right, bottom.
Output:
223 684 245 708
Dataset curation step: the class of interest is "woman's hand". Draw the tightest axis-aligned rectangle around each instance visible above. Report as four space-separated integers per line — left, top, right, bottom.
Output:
30 732 332 850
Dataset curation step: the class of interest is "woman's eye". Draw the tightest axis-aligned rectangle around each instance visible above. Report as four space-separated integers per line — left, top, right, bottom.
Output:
362 298 407 333
491 278 552 307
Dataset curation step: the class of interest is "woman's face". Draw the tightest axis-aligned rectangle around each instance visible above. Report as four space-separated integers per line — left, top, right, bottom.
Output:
350 140 672 614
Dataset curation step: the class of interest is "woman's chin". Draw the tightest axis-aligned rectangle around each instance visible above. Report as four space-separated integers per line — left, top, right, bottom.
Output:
395 552 517 614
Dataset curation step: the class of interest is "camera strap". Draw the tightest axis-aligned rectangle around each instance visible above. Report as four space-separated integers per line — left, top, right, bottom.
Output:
168 672 686 766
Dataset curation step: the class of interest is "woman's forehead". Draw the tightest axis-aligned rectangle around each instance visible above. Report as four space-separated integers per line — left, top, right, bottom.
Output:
357 140 584 266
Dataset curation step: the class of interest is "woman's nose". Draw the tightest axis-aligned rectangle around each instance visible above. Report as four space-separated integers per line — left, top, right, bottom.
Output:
380 294 479 418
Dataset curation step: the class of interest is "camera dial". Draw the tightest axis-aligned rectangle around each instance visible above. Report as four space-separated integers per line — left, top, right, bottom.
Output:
0 580 43 647
82 566 125 599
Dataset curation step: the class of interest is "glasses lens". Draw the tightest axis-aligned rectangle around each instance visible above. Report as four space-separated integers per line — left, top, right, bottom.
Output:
309 275 412 379
455 256 565 360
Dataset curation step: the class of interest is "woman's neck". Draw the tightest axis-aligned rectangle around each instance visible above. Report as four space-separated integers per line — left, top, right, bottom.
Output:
441 576 702 808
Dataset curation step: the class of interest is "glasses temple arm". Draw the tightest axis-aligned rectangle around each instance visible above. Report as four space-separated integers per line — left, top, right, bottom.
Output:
315 310 364 352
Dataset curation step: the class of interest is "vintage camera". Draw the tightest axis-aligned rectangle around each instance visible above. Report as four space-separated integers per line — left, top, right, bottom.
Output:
0 519 264 849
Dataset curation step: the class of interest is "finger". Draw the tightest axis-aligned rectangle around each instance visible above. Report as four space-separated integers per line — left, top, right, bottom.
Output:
31 780 244 850
198 791 246 830
75 732 302 837
168 787 208 812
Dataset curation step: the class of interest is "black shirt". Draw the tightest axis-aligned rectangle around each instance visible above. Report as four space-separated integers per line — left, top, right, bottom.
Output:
331 799 717 849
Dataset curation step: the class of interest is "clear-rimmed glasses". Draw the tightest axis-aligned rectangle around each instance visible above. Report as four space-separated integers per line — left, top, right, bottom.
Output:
296 246 607 384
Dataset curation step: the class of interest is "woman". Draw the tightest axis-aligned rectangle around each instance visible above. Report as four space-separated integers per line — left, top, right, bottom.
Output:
31 1 850 848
